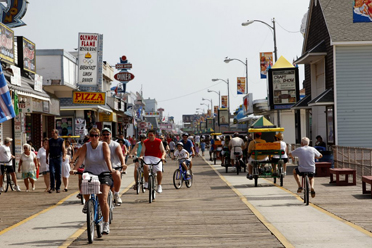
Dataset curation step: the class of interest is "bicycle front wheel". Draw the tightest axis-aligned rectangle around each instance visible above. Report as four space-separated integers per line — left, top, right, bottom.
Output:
96 203 103 238
173 169 182 189
136 167 141 195
185 170 193 188
148 176 153 203
86 199 95 243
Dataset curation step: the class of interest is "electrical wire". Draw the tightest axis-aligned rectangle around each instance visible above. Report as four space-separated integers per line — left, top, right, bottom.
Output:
157 81 223 103
276 21 300 33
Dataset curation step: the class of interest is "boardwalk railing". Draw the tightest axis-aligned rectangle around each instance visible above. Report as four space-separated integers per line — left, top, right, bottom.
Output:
333 146 372 182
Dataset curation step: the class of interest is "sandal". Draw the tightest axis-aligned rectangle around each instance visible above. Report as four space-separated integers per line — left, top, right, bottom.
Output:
311 190 316 198
133 185 137 190
297 187 303 193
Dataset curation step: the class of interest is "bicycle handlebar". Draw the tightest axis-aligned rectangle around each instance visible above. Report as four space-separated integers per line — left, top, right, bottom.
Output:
0 159 13 164
139 157 166 165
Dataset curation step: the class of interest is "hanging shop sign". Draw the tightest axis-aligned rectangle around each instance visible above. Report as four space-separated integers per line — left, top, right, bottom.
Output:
56 117 73 136
114 55 135 93
78 33 103 90
99 112 117 122
72 91 105 105
143 111 160 117
10 65 21 86
243 93 253 115
34 74 43 92
1 0 28 28
218 108 229 126
268 67 299 110
0 23 14 64
17 36 36 74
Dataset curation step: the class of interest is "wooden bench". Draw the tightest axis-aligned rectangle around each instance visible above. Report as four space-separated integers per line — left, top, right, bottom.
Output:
362 176 372 198
329 168 356 186
315 162 332 177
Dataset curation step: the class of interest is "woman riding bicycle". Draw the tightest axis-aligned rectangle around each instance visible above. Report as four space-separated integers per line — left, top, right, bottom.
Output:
129 134 147 190
71 127 114 235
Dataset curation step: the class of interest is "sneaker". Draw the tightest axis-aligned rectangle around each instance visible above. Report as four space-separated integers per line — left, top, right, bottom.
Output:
144 182 148 189
0 187 4 192
32 187 35 191
311 190 316 198
16 185 21 192
157 185 162 193
186 170 191 176
247 174 253 180
102 222 110 235
82 202 88 214
114 193 122 206
297 187 303 193
76 193 82 199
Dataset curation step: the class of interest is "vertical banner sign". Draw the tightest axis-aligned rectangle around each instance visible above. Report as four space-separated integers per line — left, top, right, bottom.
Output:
353 1 372 23
207 109 211 117
0 23 14 64
260 52 273 79
22 37 35 73
78 33 100 88
221 96 228 108
214 106 218 116
237 77 245 94
114 55 135 94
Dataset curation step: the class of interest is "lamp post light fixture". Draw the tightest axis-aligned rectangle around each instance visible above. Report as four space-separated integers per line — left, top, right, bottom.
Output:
202 98 213 116
200 102 209 110
242 18 277 62
212 78 230 130
224 57 248 94
207 89 220 108
242 18 280 126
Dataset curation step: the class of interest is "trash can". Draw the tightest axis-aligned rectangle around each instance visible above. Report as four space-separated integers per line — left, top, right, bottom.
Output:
319 150 334 168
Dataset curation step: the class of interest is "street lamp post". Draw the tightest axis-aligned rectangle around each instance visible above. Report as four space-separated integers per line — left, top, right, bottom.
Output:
202 98 213 116
212 78 230 131
242 18 279 126
207 89 220 108
224 57 248 94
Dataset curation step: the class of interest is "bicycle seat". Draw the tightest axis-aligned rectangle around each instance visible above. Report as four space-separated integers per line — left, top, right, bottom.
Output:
234 152 241 155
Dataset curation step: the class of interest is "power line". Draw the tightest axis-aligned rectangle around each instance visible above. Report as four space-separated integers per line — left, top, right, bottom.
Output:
276 21 300 33
157 82 223 103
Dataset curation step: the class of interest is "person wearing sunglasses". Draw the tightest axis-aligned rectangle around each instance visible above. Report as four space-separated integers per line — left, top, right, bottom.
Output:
71 127 114 235
101 127 127 206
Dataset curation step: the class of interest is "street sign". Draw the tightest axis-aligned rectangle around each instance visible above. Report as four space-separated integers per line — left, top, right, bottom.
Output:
115 63 132 70
114 72 135 81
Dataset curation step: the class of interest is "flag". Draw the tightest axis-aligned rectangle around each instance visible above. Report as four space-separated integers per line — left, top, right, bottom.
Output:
0 66 15 123
114 85 118 95
14 90 19 115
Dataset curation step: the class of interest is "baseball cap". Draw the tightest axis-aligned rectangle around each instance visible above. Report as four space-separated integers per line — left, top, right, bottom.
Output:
102 127 112 134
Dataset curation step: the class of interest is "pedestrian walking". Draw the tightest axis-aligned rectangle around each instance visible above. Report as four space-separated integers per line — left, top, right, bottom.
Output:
62 154 70 192
46 129 66 193
0 137 20 192
18 144 38 192
37 138 50 192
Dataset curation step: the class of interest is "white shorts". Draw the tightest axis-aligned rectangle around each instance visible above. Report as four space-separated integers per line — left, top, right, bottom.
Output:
144 156 163 173
248 157 268 164
231 151 243 160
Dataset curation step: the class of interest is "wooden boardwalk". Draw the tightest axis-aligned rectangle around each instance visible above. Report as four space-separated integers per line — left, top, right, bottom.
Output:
70 157 283 247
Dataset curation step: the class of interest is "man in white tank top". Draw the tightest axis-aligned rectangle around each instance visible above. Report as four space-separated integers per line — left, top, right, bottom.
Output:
101 128 127 206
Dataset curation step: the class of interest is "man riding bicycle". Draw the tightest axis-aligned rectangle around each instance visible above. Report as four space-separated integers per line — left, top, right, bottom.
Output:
289 137 323 198
139 129 166 193
101 127 127 206
0 137 20 192
229 133 245 168
129 134 146 190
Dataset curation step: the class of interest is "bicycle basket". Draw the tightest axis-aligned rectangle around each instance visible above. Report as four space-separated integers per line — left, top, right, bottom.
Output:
81 173 101 194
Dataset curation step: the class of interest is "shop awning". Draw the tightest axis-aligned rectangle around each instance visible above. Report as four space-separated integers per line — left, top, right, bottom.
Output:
295 40 327 65
308 88 334 107
291 95 312 110
7 76 51 101
60 104 113 113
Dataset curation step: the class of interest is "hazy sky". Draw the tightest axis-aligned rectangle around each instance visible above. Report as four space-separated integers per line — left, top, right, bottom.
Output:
16 0 309 123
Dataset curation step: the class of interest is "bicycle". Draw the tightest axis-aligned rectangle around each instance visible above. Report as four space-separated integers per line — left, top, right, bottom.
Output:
301 172 313 206
134 158 146 194
173 158 193 189
1 159 15 193
76 171 113 243
233 146 246 175
140 158 165 203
